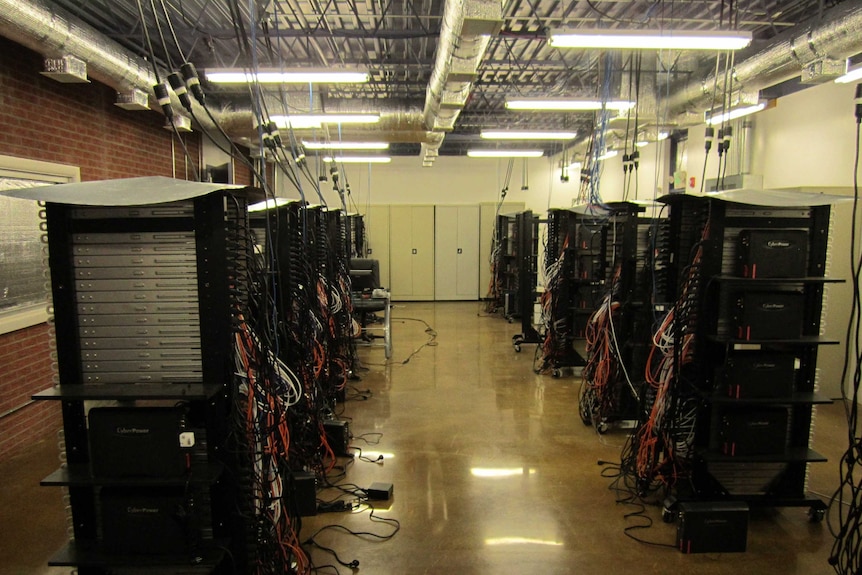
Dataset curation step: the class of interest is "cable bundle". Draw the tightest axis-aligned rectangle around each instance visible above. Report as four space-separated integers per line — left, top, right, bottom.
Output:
627 216 709 494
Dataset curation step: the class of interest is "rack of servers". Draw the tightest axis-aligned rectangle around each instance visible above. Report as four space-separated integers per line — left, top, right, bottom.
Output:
30 185 361 574
623 192 838 534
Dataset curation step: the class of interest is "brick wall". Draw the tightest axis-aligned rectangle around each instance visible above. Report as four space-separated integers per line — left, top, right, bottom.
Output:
0 37 203 460
0 324 58 460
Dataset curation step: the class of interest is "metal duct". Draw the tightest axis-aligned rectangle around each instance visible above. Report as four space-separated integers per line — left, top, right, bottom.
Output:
0 0 220 130
422 0 502 162
668 0 862 116
0 0 434 143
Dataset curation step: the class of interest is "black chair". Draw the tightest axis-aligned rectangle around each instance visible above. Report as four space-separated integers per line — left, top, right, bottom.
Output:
349 258 391 358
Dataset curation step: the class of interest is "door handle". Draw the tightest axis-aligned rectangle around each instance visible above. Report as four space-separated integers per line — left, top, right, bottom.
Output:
412 249 417 254
457 248 463 254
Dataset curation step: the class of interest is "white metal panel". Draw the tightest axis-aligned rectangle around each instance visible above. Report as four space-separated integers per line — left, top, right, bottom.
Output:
411 206 436 300
435 205 459 299
388 205 414 299
455 205 480 299
364 205 391 289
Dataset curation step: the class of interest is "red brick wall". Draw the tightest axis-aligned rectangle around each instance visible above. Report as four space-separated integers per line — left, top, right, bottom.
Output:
0 36 201 180
0 324 59 460
0 37 203 460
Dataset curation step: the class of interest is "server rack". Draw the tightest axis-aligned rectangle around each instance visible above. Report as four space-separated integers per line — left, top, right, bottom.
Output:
579 202 653 429
32 188 261 574
634 192 837 520
512 210 542 351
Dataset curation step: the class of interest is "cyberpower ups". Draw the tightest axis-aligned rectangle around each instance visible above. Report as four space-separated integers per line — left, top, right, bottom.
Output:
735 292 804 340
720 408 789 456
724 353 796 398
677 501 749 554
737 229 808 278
88 407 189 478
100 487 201 554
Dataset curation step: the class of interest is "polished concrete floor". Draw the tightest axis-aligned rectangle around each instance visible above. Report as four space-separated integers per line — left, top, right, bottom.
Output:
1 301 851 574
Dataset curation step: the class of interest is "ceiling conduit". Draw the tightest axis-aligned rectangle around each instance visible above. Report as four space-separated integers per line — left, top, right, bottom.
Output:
421 0 502 165
668 0 862 117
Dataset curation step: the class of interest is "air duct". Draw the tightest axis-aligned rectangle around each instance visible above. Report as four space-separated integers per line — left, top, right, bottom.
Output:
421 0 502 163
0 0 221 130
668 0 862 117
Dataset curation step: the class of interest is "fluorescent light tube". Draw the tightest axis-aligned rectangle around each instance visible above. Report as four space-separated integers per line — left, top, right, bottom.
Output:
567 161 582 171
481 130 577 140
596 150 618 161
323 156 392 164
467 150 544 158
248 198 293 212
835 65 862 84
303 141 389 150
506 98 635 111
270 114 380 129
704 102 766 125
206 69 369 84
549 29 752 51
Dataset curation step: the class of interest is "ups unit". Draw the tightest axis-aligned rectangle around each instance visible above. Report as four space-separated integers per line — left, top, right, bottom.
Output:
720 408 789 456
677 501 749 554
737 229 808 278
100 487 202 555
734 292 804 340
724 353 796 398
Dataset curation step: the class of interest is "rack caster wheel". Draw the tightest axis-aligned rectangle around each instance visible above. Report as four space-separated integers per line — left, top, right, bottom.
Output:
596 421 609 434
808 507 825 523
507 318 514 324
513 344 521 353
552 369 562 378
662 507 677 523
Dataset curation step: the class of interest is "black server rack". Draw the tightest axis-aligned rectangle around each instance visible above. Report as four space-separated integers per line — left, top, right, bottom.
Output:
631 192 836 521
32 188 264 574
511 210 542 351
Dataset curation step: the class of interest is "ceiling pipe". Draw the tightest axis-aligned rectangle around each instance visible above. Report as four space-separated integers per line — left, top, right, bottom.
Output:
667 0 862 117
421 0 503 164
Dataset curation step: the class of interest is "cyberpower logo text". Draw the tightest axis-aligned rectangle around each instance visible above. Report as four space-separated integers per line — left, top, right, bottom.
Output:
766 240 792 248
760 303 786 311
115 427 150 435
753 362 777 369
127 506 160 514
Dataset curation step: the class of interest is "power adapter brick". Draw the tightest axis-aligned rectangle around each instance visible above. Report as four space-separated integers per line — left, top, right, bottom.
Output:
366 482 393 501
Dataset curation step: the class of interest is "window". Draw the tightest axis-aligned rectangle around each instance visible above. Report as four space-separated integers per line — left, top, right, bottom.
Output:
0 155 80 334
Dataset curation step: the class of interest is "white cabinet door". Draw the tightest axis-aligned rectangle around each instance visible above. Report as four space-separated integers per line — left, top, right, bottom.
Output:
435 205 480 300
389 205 435 301
364 205 391 289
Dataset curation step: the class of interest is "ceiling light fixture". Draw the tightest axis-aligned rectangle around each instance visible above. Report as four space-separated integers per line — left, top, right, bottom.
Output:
205 68 369 84
549 28 753 51
467 150 544 158
270 114 380 129
323 156 392 164
596 150 619 161
567 161 582 171
303 141 389 150
480 130 577 140
704 102 767 125
248 198 293 212
835 64 862 84
506 98 635 111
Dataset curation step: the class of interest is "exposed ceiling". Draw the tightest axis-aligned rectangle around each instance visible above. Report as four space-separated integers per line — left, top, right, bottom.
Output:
5 0 862 160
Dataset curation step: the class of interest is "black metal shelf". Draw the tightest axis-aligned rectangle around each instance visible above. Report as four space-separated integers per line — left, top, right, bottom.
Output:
709 392 833 405
712 275 843 284
707 335 840 346
48 541 225 568
41 463 224 487
33 383 222 401
701 447 827 463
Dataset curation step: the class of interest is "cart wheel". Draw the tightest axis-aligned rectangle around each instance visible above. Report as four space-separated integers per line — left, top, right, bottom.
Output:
596 421 609 434
662 507 676 524
507 317 514 324
808 507 826 523
552 369 562 378
513 344 521 353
